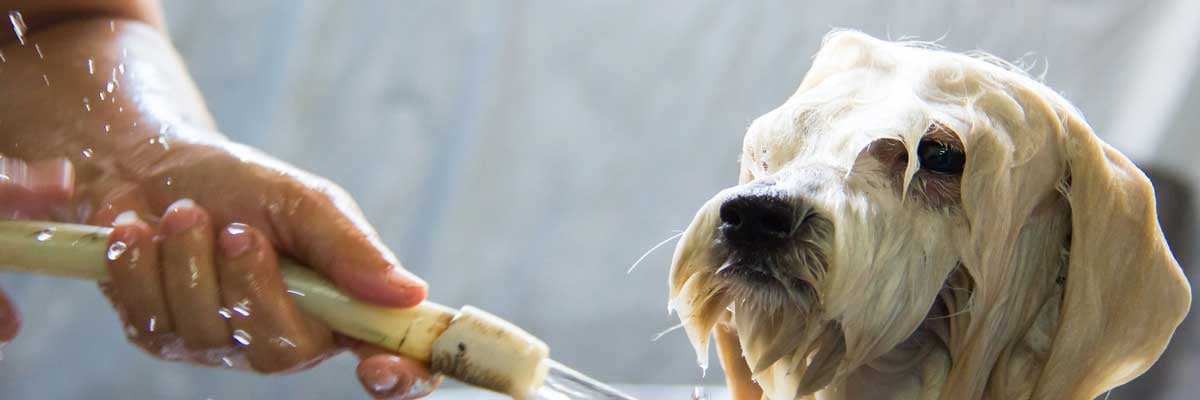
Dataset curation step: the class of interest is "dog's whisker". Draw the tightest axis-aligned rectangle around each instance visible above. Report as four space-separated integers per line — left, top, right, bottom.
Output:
651 322 686 342
626 231 685 274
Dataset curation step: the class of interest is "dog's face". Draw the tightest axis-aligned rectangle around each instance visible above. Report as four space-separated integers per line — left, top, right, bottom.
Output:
669 31 1190 400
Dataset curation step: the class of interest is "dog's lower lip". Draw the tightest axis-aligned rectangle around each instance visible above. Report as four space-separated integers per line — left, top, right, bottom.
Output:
717 257 774 283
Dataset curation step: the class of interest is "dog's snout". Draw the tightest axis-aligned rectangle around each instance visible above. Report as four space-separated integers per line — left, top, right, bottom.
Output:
719 194 794 247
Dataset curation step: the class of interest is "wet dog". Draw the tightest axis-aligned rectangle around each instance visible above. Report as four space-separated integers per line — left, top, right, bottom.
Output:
668 30 1191 400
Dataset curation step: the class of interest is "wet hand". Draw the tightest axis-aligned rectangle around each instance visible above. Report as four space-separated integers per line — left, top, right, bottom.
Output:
82 137 441 398
0 147 438 398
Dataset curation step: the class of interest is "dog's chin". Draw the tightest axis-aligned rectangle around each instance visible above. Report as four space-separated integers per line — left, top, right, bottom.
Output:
707 253 848 398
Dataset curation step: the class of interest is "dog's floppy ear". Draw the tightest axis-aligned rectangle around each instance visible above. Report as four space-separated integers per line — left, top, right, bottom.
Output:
1032 108 1191 399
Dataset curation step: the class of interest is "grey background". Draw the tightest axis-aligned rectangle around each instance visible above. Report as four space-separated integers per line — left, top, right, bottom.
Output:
1 1 1198 399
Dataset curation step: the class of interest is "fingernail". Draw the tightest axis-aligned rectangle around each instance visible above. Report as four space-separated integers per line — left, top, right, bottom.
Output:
356 358 409 398
361 367 399 395
399 375 439 399
161 199 201 235
220 223 254 258
113 210 140 226
389 267 427 291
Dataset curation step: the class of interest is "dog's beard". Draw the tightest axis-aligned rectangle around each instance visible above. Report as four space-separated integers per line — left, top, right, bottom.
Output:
670 214 848 398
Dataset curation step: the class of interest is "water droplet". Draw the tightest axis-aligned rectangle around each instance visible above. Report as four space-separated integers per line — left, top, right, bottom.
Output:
81 148 93 158
105 81 115 93
117 63 125 75
217 308 232 319
33 43 42 59
35 228 54 241
159 122 171 134
103 124 110 133
221 356 234 367
41 74 49 87
286 289 306 297
117 106 123 113
148 317 158 332
82 97 91 112
87 58 94 74
692 386 707 400
232 299 251 317
231 330 252 346
109 20 115 32
271 337 297 348
106 241 128 260
98 92 106 101
0 49 6 63
156 135 170 150
226 224 247 235
164 177 173 186
9 11 27 46
125 325 138 338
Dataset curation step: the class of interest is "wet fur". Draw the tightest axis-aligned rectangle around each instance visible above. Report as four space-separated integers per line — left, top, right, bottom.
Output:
667 30 1191 400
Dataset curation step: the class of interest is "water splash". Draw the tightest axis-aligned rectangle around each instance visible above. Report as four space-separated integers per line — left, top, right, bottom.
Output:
106 241 128 260
534 360 636 400
231 330 252 346
8 11 27 46
270 337 297 348
231 299 251 317
34 228 54 241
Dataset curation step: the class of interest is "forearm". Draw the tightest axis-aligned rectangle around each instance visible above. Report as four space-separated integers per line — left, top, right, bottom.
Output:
0 11 230 202
0 13 218 147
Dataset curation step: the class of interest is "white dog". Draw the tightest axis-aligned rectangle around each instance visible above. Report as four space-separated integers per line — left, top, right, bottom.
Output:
668 30 1191 400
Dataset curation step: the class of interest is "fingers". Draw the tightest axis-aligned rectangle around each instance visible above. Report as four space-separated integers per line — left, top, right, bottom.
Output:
216 223 335 373
160 199 228 351
353 343 440 399
106 211 173 346
0 288 19 342
273 181 426 308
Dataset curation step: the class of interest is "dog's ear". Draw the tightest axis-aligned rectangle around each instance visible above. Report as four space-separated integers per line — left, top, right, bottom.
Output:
1032 110 1191 398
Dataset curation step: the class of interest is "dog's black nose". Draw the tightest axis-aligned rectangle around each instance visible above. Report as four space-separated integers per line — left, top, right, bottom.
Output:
719 194 794 247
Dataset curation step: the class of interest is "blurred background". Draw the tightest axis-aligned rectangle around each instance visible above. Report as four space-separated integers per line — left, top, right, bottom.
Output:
1 0 1198 399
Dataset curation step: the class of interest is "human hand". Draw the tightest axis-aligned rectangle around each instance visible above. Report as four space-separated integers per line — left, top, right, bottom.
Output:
84 136 442 398
1 13 438 398
0 143 440 398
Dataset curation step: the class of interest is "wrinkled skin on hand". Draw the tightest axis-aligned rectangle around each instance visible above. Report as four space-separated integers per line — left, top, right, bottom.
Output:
0 12 436 399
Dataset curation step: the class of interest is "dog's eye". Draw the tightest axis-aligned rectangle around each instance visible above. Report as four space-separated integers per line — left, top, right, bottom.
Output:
917 139 964 175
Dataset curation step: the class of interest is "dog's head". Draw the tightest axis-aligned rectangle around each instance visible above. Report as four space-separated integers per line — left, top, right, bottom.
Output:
668 30 1190 399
